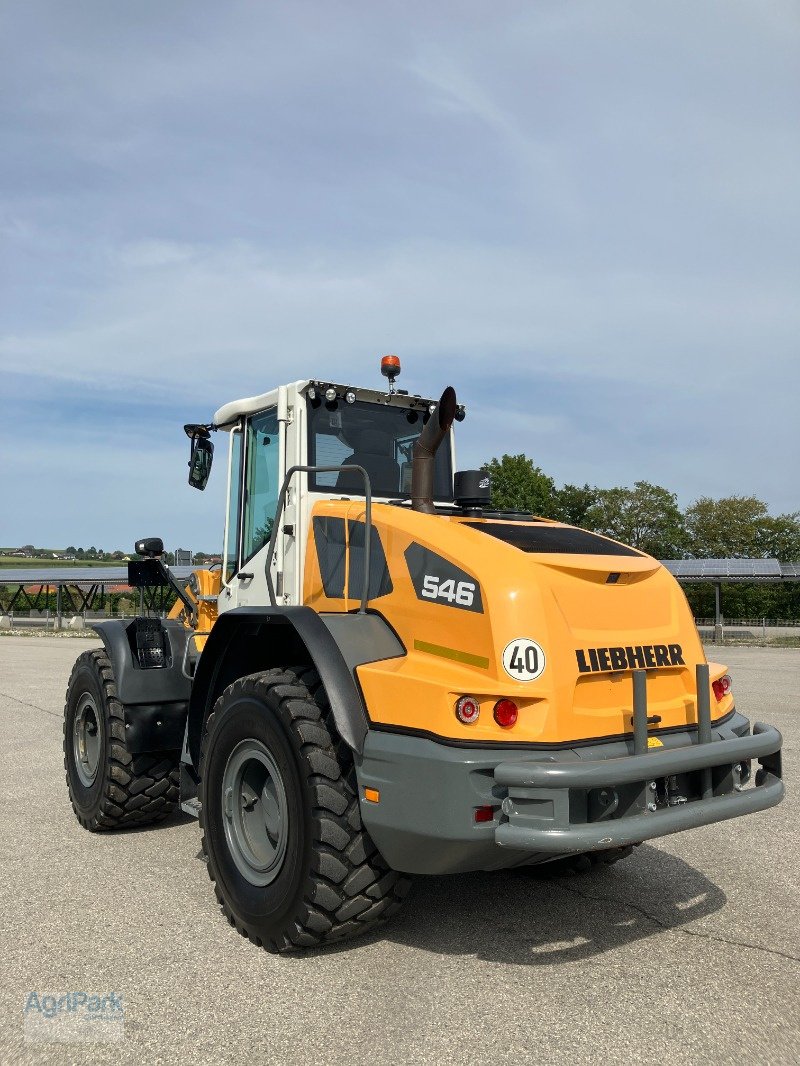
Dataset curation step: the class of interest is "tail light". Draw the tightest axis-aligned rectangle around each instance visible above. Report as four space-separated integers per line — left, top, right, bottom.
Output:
493 699 518 728
712 674 732 702
474 806 495 823
455 695 480 724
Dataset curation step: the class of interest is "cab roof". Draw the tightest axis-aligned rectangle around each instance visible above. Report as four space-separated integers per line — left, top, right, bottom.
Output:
213 379 446 429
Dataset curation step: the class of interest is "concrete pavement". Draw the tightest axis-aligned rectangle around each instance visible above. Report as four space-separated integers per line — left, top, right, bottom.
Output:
1 637 797 1064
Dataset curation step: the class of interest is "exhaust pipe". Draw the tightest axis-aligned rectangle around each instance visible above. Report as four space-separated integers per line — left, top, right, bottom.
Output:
411 386 457 514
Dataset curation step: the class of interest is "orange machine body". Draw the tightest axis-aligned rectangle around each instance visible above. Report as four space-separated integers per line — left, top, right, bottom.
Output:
303 500 732 746
169 567 221 652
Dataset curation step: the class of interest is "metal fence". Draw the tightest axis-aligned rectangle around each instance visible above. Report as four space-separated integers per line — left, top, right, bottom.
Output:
695 619 800 644
0 606 168 632
695 617 800 628
4 609 799 646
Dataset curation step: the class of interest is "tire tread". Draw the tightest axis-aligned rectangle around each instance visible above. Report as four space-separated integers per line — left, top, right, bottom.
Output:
199 666 411 952
63 648 180 831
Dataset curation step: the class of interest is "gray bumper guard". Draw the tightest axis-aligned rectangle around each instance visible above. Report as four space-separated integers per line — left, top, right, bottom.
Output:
495 664 784 853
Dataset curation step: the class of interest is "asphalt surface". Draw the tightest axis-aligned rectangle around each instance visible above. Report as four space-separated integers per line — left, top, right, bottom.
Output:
1 636 798 1065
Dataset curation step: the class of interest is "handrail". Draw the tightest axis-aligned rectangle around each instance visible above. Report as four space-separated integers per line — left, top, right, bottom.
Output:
264 464 373 613
181 628 213 680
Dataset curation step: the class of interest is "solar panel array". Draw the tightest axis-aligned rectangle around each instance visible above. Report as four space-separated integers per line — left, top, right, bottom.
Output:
660 558 785 582
1 561 797 588
0 566 196 585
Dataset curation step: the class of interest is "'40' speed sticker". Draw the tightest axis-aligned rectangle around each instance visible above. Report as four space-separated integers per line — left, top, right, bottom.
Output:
502 638 546 682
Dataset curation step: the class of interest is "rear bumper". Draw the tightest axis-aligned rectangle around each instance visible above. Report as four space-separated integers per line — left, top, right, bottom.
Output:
495 722 783 854
356 711 784 876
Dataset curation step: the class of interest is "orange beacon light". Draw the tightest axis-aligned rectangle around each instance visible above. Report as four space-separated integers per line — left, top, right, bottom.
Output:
380 354 401 392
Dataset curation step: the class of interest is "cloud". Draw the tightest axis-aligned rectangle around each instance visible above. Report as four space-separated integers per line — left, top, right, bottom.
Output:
1 0 798 548
2 237 797 392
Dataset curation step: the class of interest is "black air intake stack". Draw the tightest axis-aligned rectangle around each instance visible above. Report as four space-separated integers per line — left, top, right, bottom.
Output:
411 386 457 515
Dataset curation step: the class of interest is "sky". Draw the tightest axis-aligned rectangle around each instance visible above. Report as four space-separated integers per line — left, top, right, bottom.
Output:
1 0 798 553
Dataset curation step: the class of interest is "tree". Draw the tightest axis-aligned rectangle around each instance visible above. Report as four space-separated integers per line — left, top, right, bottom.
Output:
756 513 800 561
551 483 598 527
584 481 686 558
684 496 769 558
65 545 77 555
485 454 556 515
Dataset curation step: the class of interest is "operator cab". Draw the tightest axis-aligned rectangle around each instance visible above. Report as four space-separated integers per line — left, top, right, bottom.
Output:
207 362 460 612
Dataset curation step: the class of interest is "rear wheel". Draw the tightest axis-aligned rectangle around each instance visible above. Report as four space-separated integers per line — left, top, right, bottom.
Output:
63 649 180 831
200 667 411 952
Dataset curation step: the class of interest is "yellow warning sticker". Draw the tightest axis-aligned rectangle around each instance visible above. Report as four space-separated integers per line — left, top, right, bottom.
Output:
647 737 664 749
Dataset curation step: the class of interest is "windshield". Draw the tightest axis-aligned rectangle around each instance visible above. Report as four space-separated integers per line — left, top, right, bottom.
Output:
307 397 453 500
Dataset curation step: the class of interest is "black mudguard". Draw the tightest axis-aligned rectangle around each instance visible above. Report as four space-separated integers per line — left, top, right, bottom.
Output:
185 607 404 768
90 619 191 753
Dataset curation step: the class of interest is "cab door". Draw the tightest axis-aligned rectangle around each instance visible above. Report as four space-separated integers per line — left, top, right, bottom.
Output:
219 405 285 612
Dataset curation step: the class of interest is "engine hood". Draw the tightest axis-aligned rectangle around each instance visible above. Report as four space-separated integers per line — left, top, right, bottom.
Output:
303 503 722 746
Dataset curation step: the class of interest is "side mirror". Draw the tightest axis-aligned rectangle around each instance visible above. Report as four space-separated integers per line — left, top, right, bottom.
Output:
187 432 214 490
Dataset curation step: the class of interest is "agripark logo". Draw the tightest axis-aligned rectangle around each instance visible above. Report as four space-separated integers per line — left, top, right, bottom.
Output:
23 990 124 1044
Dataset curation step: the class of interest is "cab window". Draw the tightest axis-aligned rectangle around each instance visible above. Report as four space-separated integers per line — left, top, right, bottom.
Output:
307 398 452 499
224 428 242 583
242 408 280 562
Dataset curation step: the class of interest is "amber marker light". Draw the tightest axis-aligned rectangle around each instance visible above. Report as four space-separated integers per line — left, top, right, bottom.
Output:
364 788 380 803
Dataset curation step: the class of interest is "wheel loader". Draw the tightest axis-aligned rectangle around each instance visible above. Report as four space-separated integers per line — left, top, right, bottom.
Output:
64 357 784 952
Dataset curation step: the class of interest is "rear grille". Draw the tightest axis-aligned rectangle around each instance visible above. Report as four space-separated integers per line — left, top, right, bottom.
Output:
464 522 643 557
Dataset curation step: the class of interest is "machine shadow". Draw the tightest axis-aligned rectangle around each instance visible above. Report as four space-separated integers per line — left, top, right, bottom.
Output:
114 809 195 835
377 845 726 966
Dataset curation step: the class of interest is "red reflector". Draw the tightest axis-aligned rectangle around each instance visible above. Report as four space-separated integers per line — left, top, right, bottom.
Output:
712 674 732 702
493 698 518 728
474 806 495 823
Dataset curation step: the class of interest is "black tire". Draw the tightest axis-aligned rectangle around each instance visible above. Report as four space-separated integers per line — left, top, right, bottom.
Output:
200 667 411 952
63 648 180 831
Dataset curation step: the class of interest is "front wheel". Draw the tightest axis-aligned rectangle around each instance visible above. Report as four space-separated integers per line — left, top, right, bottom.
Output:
200 668 411 952
63 649 180 830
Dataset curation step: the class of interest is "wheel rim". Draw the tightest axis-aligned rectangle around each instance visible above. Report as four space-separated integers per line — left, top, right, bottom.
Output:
73 693 102 786
221 740 289 887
